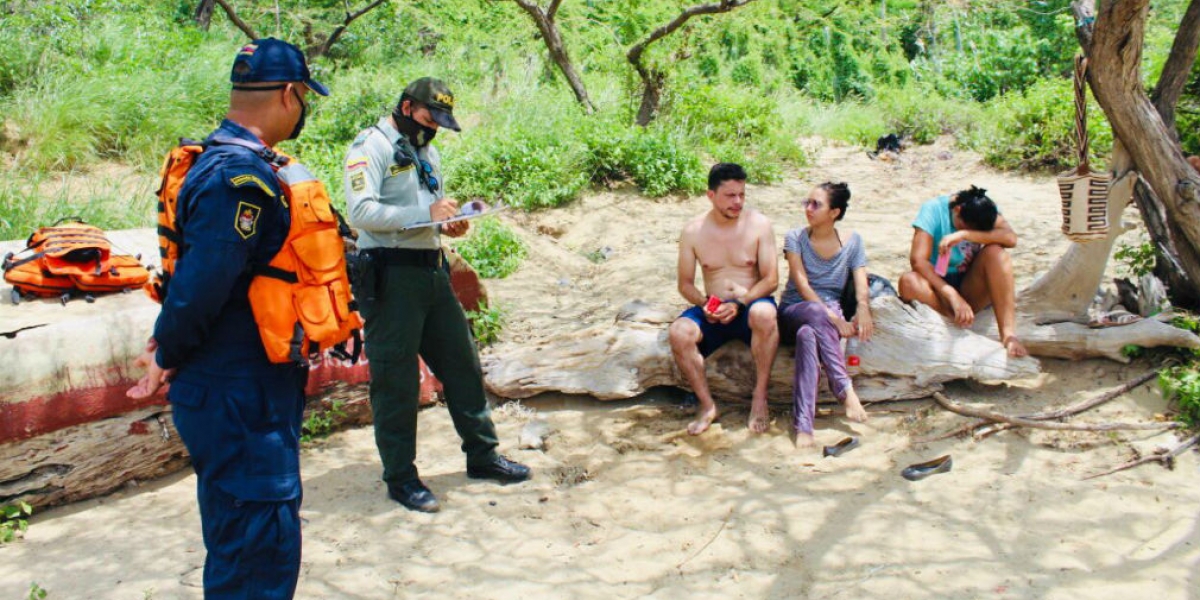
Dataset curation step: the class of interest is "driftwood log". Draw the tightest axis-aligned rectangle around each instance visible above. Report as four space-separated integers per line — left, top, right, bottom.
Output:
0 229 483 510
482 297 1041 404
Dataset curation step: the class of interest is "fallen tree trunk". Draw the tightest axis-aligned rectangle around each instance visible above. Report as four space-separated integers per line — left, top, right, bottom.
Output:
0 229 486 510
482 297 1040 404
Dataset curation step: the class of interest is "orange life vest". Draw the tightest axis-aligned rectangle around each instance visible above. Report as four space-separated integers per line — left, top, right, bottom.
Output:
149 138 362 364
3 218 150 303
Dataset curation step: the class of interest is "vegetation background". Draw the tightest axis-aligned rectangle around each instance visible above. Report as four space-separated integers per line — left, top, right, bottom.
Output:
0 0 1194 243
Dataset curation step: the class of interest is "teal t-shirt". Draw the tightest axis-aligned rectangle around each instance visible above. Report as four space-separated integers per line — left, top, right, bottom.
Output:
911 195 982 275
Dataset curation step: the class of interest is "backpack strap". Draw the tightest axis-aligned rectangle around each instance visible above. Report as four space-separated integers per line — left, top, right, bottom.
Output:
208 135 291 170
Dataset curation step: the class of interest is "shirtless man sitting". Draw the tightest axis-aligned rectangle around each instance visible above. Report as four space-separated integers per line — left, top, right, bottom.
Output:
898 185 1028 357
668 163 780 435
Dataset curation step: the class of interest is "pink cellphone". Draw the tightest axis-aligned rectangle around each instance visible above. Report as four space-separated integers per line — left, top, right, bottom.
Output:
934 253 951 277
705 295 722 313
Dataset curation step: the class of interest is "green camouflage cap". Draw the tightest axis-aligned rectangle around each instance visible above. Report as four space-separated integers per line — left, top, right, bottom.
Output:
402 77 460 131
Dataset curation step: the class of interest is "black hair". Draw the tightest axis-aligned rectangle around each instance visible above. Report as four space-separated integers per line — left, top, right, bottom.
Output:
949 185 998 231
708 162 747 191
818 181 851 221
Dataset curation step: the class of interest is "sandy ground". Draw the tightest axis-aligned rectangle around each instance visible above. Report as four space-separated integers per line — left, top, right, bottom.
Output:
2 140 1199 599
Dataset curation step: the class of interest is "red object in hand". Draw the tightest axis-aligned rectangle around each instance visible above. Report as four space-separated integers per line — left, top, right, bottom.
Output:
705 295 722 313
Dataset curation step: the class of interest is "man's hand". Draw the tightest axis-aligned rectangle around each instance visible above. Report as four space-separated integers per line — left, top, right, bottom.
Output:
430 198 459 222
704 301 739 325
948 294 975 328
442 220 469 237
126 338 175 400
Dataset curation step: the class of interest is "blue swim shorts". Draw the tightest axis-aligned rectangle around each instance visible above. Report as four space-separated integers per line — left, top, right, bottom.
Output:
679 297 778 357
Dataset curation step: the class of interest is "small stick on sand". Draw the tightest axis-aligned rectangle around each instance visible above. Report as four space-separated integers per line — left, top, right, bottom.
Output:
676 506 734 572
1083 433 1200 480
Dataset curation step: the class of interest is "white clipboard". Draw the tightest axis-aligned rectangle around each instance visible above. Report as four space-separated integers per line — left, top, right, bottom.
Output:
400 201 507 231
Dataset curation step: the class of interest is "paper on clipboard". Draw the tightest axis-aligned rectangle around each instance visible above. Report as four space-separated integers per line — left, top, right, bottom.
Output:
401 201 507 231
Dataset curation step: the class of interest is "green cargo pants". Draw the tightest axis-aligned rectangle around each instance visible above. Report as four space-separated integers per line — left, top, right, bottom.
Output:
359 259 499 485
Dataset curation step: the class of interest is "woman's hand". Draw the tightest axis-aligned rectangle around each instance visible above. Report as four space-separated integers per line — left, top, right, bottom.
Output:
854 308 874 342
938 230 967 256
827 312 857 338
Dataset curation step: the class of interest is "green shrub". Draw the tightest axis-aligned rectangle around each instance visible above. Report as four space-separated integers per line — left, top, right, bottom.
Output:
301 401 346 443
875 85 984 145
454 216 526 279
0 502 33 544
1159 363 1200 428
969 77 1113 172
466 303 505 346
1114 241 1158 278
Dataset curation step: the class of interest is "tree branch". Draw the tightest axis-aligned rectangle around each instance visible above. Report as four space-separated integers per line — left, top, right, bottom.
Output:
1150 0 1200 130
214 0 258 40
499 0 594 113
314 0 389 58
627 0 757 67
931 392 1180 432
916 370 1160 443
1083 432 1200 480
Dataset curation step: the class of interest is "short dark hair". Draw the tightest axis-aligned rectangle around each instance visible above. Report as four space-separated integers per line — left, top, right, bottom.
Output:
949 185 998 231
819 181 851 221
708 162 747 191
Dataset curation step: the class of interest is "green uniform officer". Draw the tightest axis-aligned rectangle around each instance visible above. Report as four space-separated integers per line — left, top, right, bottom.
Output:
344 77 530 513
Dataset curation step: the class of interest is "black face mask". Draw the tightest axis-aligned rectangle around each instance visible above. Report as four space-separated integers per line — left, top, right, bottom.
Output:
288 87 307 140
392 105 437 147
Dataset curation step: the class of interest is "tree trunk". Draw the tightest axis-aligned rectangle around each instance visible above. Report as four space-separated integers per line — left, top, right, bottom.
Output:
508 1 594 114
482 298 1042 404
1071 0 1200 309
194 0 216 30
634 70 665 127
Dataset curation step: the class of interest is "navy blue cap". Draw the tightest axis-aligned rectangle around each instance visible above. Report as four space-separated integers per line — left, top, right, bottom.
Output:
230 38 329 96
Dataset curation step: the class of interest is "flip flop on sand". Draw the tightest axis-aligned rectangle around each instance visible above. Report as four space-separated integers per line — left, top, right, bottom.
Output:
1088 309 1142 329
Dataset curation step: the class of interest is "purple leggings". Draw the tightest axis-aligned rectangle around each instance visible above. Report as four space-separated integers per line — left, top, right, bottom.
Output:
778 300 852 434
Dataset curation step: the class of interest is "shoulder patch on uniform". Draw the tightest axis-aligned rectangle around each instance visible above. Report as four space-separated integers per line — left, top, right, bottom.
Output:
350 171 366 192
235 202 262 239
229 173 276 198
345 156 369 171
389 163 414 176
352 130 370 146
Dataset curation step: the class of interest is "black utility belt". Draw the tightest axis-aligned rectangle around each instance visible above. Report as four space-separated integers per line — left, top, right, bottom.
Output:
362 247 444 268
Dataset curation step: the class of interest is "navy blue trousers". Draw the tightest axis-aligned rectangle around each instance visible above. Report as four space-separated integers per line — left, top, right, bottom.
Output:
169 365 307 599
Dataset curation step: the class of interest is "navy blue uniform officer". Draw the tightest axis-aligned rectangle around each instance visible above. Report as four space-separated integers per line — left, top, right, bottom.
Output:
128 38 326 600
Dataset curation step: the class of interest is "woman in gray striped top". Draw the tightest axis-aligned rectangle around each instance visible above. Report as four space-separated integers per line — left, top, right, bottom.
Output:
778 182 873 448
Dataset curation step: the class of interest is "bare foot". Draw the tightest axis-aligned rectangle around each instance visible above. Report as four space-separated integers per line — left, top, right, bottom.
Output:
1004 335 1028 358
687 404 719 435
748 398 770 434
843 389 869 423
793 431 815 448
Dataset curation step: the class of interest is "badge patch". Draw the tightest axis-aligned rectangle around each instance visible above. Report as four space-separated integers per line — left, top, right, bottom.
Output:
389 163 414 176
235 202 261 239
229 174 275 197
238 43 258 56
350 171 366 192
345 157 368 171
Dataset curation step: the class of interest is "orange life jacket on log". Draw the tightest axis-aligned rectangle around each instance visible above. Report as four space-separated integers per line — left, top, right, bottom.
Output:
2 218 150 304
149 137 363 364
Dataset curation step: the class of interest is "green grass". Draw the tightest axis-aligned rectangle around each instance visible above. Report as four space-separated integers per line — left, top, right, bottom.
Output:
0 170 155 241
